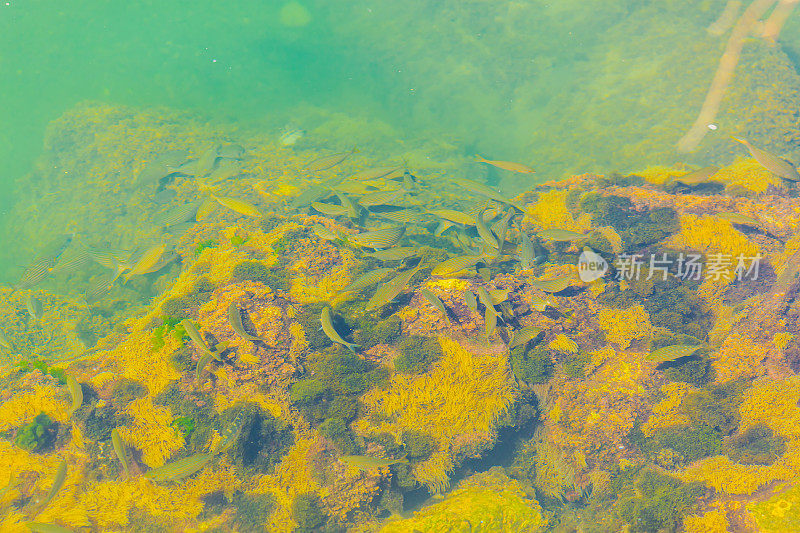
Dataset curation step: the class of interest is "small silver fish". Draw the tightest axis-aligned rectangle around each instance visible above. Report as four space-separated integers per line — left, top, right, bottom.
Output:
26 295 44 320
279 126 305 146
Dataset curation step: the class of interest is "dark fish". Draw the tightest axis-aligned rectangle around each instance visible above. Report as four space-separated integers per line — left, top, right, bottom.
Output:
144 453 213 482
464 291 478 313
111 428 129 476
358 190 405 207
321 307 359 351
339 268 395 293
647 345 703 364
153 202 200 227
366 247 419 261
508 326 542 349
227 302 264 342
33 460 66 516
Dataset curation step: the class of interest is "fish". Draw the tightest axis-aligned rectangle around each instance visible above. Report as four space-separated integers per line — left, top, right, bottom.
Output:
66 375 83 417
312 224 339 241
464 291 478 313
51 248 91 275
491 208 515 246
0 329 13 351
450 177 524 210
212 195 262 218
366 266 421 310
209 164 241 185
153 202 200 227
336 192 361 218
431 255 483 277
291 185 328 208
518 231 536 270
530 274 572 293
373 209 427 224
475 155 535 174
227 303 264 342
731 137 800 181
340 455 408 471
111 428 129 476
180 319 226 362
530 294 551 312
347 226 406 249
144 453 213 482
434 220 455 236
190 145 221 177
366 247 419 261
311 201 349 217
279 125 305 146
429 209 475 226
484 306 498 336
304 147 357 172
351 166 402 181
477 287 497 310
475 210 500 251
34 460 66 516
647 344 703 364
13 257 57 292
537 229 587 242
138 150 190 183
487 288 511 304
217 143 245 160
196 198 218 221
26 295 44 320
358 190 405 207
717 212 760 226
84 273 115 303
125 243 167 281
508 326 542 349
152 187 178 204
24 522 75 533
671 166 720 186
195 351 214 384
320 307 359 352
216 409 247 453
420 288 448 317
339 268 395 294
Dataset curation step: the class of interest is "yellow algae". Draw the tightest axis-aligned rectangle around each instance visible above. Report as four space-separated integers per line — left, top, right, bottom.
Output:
215 383 287 420
425 277 470 292
117 397 185 468
682 509 729 533
641 382 697 437
547 349 653 462
525 189 591 232
711 332 767 383
664 214 760 278
774 332 793 351
288 321 308 361
739 379 800 440
0 378 70 432
359 337 514 492
113 329 181 396
380 469 545 533
637 165 683 185
597 304 651 349
713 157 783 194
548 334 578 353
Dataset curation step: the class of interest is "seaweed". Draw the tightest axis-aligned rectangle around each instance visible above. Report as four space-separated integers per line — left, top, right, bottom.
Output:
726 423 786 466
220 403 293 473
510 345 553 384
401 430 437 461
618 470 703 533
292 492 326 532
14 413 58 452
15 358 67 384
194 239 217 257
232 491 276 532
231 260 286 290
395 335 443 374
318 417 358 454
353 314 402 349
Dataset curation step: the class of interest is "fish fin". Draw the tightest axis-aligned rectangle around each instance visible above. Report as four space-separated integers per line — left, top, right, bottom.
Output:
474 154 486 162
347 343 361 352
730 136 747 145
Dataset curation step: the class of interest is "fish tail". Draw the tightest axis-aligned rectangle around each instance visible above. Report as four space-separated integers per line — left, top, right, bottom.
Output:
346 342 361 352
474 154 487 163
730 136 747 145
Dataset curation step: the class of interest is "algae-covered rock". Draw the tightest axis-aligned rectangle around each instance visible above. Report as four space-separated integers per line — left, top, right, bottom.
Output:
380 469 545 532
